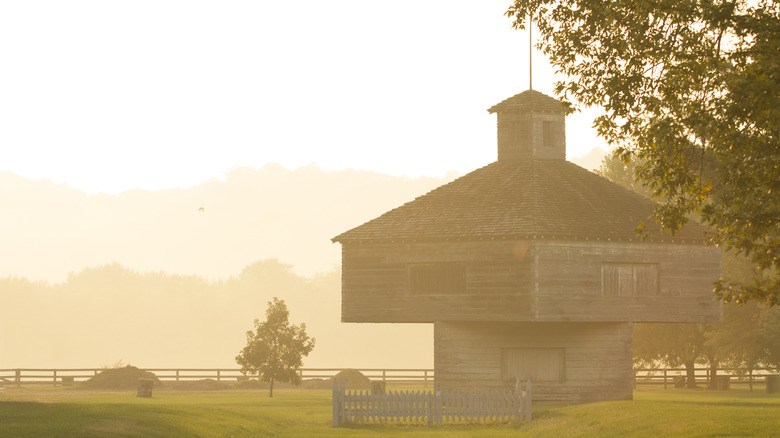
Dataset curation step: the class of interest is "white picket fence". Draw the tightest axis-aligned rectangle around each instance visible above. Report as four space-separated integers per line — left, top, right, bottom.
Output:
332 379 531 427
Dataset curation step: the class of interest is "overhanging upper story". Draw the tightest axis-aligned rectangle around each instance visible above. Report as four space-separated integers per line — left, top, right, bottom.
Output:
337 238 721 323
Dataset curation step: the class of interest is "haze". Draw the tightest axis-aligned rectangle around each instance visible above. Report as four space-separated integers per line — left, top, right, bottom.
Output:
0 1 608 370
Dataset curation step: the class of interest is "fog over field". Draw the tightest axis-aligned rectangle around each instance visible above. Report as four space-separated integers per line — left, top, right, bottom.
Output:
1 260 434 369
0 165 450 369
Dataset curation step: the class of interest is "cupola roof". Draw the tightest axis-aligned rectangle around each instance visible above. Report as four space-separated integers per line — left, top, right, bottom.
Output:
488 89 569 114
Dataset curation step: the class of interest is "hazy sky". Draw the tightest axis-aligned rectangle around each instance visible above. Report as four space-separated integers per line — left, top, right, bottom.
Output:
1 0 608 195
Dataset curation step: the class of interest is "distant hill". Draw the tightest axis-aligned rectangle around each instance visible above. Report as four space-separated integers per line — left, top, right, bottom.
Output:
0 164 453 282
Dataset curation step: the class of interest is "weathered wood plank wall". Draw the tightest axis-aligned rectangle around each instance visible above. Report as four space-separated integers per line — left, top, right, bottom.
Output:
341 240 532 323
434 321 633 403
341 240 722 323
533 241 722 322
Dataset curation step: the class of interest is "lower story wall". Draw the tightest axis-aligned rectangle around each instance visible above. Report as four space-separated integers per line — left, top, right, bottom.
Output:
434 321 633 403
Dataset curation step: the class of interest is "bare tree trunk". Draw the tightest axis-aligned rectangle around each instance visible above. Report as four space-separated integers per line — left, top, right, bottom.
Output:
685 360 698 388
269 378 274 397
708 356 718 390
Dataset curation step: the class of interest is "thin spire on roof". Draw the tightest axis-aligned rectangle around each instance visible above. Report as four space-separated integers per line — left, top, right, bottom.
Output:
529 12 533 90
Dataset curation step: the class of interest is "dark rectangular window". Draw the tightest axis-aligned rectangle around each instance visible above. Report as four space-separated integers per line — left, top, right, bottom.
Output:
602 263 659 296
502 348 565 382
409 263 466 294
543 121 555 147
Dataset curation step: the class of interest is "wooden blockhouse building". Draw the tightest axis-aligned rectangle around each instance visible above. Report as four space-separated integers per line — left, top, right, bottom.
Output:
332 89 722 402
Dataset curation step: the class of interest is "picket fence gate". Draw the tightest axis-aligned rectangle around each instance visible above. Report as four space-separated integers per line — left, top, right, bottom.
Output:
332 379 531 427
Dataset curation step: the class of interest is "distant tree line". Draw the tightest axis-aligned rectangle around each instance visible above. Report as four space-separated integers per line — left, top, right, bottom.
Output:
0 259 337 368
0 258 432 369
633 303 780 389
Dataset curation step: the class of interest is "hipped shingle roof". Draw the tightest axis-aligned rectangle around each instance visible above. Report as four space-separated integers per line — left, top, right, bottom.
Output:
332 159 709 244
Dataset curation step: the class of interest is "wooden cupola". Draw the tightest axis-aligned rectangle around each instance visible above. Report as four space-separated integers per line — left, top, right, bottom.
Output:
488 89 567 161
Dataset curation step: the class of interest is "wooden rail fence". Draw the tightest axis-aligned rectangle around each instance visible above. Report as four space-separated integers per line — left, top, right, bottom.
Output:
633 367 779 389
332 378 532 426
0 368 434 386
2 367 777 389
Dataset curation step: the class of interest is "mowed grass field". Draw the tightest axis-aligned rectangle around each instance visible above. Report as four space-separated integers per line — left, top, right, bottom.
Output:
1 384 779 437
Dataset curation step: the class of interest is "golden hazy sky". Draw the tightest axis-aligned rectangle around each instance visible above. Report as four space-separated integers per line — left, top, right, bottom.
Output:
0 0 607 195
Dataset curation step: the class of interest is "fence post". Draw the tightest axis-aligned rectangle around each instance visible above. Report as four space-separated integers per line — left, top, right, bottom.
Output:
15 369 21 387
383 369 386 382
514 378 521 421
217 369 221 382
340 379 346 424
664 369 667 390
435 391 442 425
426 392 433 426
525 379 532 422
176 370 180 382
53 369 57 385
332 378 339 427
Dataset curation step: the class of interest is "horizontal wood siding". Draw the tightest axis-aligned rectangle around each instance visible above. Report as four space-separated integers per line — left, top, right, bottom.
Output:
533 241 722 322
341 241 533 323
434 321 633 403
340 239 721 323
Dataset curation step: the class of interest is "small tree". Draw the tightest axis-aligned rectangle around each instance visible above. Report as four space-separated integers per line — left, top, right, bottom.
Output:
235 297 315 397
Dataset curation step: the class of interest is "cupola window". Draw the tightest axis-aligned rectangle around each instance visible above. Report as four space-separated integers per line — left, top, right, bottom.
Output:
543 121 555 148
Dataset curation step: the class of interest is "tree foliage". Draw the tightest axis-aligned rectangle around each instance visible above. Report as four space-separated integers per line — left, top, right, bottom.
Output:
707 303 764 383
235 297 315 397
600 152 780 383
634 323 707 388
597 152 652 198
508 0 780 304
758 305 780 368
634 304 780 389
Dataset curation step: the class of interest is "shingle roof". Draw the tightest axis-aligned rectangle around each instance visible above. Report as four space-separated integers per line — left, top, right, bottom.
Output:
332 159 710 244
487 89 568 114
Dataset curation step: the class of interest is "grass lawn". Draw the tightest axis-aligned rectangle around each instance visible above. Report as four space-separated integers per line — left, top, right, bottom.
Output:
1 384 779 437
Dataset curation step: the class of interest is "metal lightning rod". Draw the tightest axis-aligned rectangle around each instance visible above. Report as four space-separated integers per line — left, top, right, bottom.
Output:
529 12 533 90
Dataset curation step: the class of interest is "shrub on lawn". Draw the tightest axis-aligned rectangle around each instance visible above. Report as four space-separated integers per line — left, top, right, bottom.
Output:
81 365 162 390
